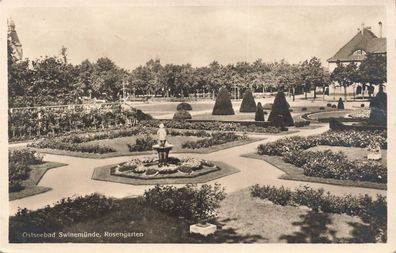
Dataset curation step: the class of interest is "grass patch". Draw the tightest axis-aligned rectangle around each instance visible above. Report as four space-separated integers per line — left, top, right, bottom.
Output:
241 153 386 190
92 161 239 185
9 162 68 201
214 188 363 243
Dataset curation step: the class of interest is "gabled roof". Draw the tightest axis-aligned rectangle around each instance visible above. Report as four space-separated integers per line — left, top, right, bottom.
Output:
327 28 386 63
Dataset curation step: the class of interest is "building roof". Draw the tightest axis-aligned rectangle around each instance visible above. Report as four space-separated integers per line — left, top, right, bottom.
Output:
327 28 386 63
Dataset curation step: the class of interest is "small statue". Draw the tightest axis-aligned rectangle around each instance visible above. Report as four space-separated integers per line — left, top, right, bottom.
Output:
157 123 167 147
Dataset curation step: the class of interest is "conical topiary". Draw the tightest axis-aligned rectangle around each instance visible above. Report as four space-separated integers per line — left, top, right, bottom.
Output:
369 88 387 125
212 87 235 115
337 98 344 110
268 91 294 126
255 102 265 121
239 88 257 112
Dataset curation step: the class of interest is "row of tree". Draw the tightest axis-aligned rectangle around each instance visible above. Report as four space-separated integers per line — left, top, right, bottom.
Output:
8 39 386 108
330 53 387 100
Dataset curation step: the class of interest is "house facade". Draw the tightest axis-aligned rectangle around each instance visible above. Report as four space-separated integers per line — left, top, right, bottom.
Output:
327 23 386 99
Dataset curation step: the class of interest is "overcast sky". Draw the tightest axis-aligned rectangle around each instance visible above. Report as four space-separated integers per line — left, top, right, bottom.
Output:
8 5 386 69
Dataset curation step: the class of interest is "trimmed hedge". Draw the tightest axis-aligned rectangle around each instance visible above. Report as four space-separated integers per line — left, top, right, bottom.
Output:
176 102 192 111
337 98 344 110
212 87 235 115
255 102 265 121
173 110 192 120
268 92 294 126
239 88 256 112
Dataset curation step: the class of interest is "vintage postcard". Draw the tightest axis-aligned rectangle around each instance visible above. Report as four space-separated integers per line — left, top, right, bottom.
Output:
0 0 395 252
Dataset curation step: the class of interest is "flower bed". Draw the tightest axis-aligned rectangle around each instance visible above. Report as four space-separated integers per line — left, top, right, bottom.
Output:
29 139 115 154
256 129 387 184
140 120 281 134
8 105 152 142
111 157 219 179
181 132 247 149
282 150 386 183
258 129 387 156
9 149 43 192
250 184 387 242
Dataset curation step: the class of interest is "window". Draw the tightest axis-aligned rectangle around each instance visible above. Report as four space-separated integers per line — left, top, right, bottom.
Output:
352 49 366 56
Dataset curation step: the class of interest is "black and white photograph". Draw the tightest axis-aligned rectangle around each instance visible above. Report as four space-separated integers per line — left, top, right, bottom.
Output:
1 0 395 252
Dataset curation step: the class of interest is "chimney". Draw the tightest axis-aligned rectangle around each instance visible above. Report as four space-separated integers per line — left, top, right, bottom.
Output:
378 21 383 38
361 22 365 35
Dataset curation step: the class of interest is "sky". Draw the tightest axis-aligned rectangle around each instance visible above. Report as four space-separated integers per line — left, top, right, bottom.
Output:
8 5 387 69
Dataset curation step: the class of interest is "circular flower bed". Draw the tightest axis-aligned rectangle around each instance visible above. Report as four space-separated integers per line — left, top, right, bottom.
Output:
111 156 218 179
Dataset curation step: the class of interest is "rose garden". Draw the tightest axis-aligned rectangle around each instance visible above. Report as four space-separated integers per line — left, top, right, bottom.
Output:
7 34 388 243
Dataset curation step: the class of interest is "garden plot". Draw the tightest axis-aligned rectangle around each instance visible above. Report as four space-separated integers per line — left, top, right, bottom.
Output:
306 145 387 166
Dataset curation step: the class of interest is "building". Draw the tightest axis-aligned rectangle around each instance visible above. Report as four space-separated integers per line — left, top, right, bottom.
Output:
7 18 23 61
327 22 386 99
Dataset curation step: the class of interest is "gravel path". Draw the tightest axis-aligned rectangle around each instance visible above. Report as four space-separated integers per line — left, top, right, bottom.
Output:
8 123 386 215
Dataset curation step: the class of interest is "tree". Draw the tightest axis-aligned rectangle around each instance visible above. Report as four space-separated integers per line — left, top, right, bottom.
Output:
300 57 328 100
330 61 358 101
212 86 234 115
359 53 387 98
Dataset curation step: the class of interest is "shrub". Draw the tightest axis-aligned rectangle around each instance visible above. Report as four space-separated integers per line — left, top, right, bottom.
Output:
337 98 344 110
327 103 332 107
176 102 192 111
331 104 337 108
212 87 235 115
255 102 265 121
10 194 117 234
268 92 294 126
173 110 192 120
361 104 365 107
301 107 307 111
319 106 325 110
128 135 157 152
239 88 257 112
143 183 226 223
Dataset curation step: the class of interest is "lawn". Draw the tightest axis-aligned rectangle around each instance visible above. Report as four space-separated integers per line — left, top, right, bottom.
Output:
214 188 363 243
9 161 68 201
241 153 386 190
307 110 353 120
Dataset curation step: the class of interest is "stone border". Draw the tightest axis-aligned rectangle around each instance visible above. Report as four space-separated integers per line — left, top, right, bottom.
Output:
91 161 239 185
241 153 387 191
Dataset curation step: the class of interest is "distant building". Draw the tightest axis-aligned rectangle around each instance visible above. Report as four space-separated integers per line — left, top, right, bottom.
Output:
7 18 23 61
327 23 386 98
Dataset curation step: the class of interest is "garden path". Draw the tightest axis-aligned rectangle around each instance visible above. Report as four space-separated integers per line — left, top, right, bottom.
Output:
9 123 386 215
